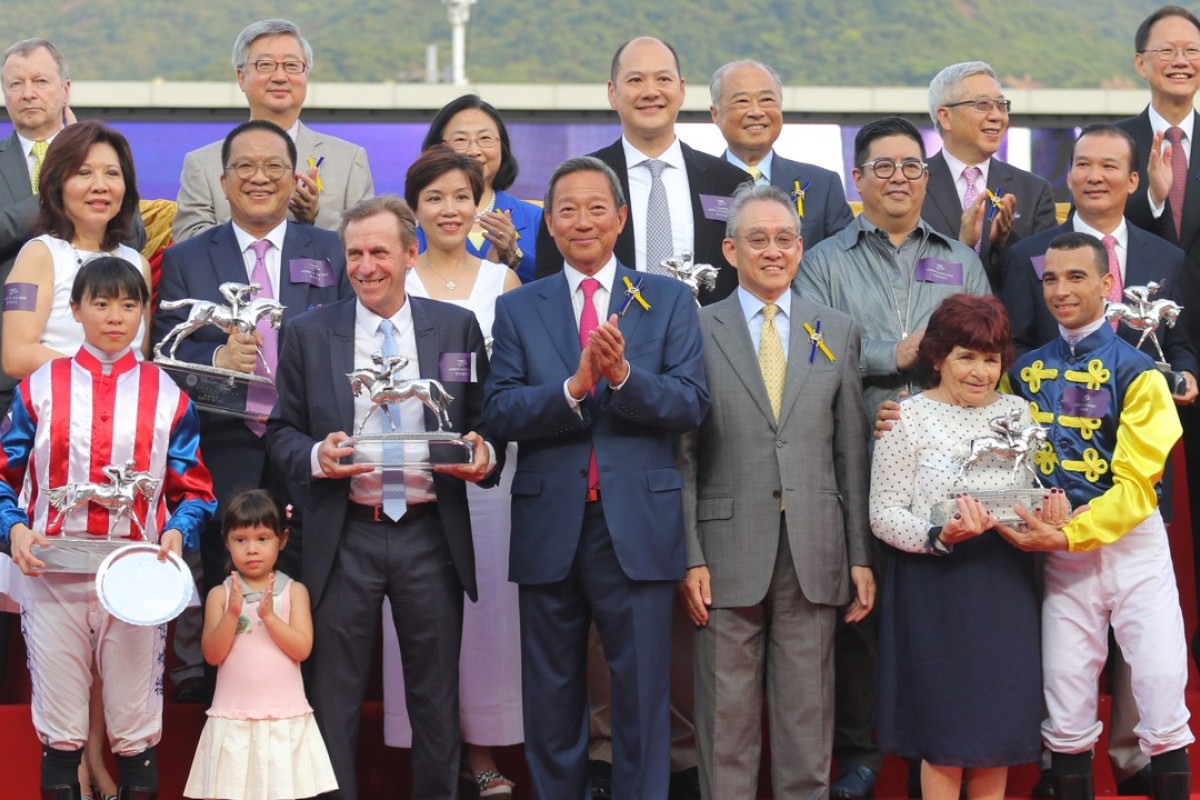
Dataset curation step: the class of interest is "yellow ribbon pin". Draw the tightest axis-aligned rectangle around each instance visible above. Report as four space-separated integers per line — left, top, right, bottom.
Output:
803 322 835 362
793 180 806 218
306 157 325 192
622 276 650 315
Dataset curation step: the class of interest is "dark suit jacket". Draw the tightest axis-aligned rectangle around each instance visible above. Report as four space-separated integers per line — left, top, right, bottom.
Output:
1117 108 1200 349
922 150 1057 292
151 221 350 500
266 296 495 609
484 265 710 584
760 151 853 250
1001 218 1199 377
534 139 750 303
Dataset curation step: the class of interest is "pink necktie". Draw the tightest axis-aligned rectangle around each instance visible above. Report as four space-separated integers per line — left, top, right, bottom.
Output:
244 239 276 436
1102 235 1123 331
579 278 601 492
1165 126 1187 239
962 166 984 253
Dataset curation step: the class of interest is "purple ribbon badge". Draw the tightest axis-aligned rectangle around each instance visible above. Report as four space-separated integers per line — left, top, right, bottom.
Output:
289 258 336 288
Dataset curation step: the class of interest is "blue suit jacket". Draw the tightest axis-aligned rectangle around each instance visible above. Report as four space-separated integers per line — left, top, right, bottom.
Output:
484 264 710 584
151 222 350 499
266 296 495 609
760 151 853 250
1000 218 1199 377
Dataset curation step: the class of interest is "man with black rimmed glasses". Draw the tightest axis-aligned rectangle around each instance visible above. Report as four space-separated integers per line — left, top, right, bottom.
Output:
797 118 988 800
921 61 1056 293
174 18 374 242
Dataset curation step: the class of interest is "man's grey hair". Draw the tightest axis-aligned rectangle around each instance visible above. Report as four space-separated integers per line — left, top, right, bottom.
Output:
709 59 782 107
544 156 627 212
232 19 314 72
2 39 69 80
928 61 998 130
725 183 801 239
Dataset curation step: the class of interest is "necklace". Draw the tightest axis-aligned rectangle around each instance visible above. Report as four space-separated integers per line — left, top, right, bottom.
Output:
419 254 468 291
478 188 496 217
70 242 104 267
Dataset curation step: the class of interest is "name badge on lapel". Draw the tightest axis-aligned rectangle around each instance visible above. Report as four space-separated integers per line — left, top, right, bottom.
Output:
289 258 336 288
914 257 964 286
698 194 732 221
439 352 477 383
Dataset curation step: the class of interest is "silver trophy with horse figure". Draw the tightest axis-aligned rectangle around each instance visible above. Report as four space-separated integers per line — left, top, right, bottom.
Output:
660 251 720 305
930 410 1066 526
1106 282 1188 396
338 353 475 469
31 459 162 573
153 281 286 419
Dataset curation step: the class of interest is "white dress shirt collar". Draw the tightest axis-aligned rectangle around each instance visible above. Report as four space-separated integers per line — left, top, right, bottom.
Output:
564 256 619 299
737 285 791 323
622 135 685 171
1148 104 1195 143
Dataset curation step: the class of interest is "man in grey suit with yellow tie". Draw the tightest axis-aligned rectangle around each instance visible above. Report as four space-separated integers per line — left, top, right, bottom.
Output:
679 183 874 800
174 19 373 241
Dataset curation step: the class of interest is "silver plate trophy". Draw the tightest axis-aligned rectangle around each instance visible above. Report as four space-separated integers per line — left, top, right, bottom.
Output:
930 411 1066 526
338 354 475 469
1106 282 1188 397
153 281 285 419
660 251 719 305
96 544 192 626
31 460 161 574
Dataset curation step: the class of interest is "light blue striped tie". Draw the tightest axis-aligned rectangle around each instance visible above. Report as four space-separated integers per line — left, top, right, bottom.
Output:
379 319 406 522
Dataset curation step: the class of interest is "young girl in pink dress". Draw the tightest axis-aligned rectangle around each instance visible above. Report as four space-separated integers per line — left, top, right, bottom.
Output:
184 490 336 800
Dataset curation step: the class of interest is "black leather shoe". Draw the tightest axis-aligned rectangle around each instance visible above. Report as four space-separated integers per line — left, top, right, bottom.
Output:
589 760 612 800
833 764 878 799
669 767 701 800
1115 765 1153 797
172 676 209 703
1031 768 1056 799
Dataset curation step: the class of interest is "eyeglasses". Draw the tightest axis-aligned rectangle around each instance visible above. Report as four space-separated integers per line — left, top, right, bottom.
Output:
858 158 928 180
443 134 500 151
944 98 1012 114
224 159 292 181
248 59 307 74
742 233 798 251
1140 46 1200 62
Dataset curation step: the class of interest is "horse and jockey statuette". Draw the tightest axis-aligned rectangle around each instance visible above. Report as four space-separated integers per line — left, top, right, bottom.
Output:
659 251 720 304
1106 281 1188 396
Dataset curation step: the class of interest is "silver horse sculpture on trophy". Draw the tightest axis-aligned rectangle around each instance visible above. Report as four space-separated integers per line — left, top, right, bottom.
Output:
43 460 161 537
660 251 720 304
1106 281 1184 365
154 281 285 375
957 409 1048 487
347 353 456 434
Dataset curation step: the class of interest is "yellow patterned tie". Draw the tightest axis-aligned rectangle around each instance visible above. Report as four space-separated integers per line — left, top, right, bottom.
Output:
747 164 763 182
759 303 786 421
30 140 49 194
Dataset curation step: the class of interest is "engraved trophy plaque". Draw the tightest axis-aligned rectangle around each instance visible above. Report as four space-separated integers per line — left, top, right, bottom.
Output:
31 460 161 574
153 281 285 419
930 411 1063 526
1106 282 1187 397
338 354 474 469
660 251 719 305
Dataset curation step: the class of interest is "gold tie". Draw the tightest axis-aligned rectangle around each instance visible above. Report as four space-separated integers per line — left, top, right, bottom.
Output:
30 140 49 194
759 303 785 421
747 164 763 181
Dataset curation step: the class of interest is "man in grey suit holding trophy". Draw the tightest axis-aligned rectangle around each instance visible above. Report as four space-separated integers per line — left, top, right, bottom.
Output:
679 183 874 800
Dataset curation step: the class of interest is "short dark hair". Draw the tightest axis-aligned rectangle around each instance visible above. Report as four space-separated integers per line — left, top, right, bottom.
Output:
1135 6 1200 51
404 145 484 212
544 156 626 212
70 256 148 306
221 119 297 170
609 37 681 84
917 294 1014 386
338 194 418 250
1046 231 1108 276
421 94 520 191
35 121 139 253
1074 123 1138 170
222 488 289 541
854 117 925 170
